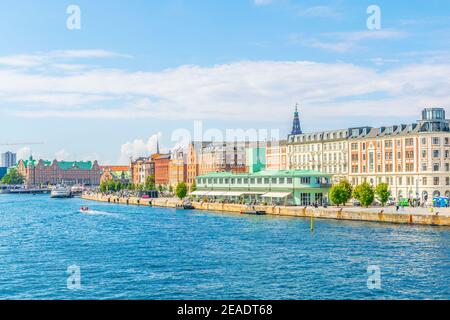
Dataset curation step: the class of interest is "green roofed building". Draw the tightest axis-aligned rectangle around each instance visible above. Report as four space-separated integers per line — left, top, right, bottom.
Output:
191 170 332 206
16 156 101 187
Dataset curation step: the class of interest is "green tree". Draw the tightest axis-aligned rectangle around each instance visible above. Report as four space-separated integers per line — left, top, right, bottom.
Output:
144 175 155 191
339 180 353 199
115 181 123 192
190 181 197 192
329 185 346 207
1 168 24 185
353 182 375 207
176 182 188 199
375 183 391 206
329 180 353 207
107 180 116 192
100 181 107 193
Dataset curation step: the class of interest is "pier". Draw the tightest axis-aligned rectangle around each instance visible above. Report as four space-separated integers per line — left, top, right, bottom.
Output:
8 188 51 194
82 193 450 227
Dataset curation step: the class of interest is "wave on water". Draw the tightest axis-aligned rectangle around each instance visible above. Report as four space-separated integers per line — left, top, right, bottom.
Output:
79 209 118 217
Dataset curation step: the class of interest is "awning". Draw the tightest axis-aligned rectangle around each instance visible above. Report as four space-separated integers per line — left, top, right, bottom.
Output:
190 191 209 196
207 191 229 196
241 192 265 195
261 192 292 198
225 191 243 197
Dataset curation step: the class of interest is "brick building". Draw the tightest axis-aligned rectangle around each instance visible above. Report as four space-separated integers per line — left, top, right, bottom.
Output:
17 156 101 187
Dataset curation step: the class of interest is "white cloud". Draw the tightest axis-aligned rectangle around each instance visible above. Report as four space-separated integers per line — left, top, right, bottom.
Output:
119 133 162 163
0 50 128 69
17 147 32 161
291 29 407 53
54 149 70 161
296 6 339 18
0 50 449 128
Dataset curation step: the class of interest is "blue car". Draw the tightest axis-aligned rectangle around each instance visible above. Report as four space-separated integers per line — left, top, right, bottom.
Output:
433 197 449 208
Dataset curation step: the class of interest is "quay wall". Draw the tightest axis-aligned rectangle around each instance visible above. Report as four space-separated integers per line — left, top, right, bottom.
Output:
81 194 450 227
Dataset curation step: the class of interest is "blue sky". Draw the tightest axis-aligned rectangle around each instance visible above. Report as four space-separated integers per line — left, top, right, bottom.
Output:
0 0 449 163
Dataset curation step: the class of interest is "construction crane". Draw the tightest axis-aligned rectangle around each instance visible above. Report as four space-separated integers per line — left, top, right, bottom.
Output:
0 142 44 146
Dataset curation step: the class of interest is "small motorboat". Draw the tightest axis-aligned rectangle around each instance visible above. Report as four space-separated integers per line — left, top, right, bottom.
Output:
176 200 196 210
80 206 90 212
241 210 266 216
176 204 195 210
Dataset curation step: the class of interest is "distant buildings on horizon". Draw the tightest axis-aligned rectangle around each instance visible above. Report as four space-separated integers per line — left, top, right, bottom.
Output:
1 151 16 168
7 106 450 204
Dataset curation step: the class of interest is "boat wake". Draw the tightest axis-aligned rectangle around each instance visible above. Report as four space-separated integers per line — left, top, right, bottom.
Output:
79 209 117 217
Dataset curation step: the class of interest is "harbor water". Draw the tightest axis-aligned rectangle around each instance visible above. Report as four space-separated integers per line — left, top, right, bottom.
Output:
0 194 448 299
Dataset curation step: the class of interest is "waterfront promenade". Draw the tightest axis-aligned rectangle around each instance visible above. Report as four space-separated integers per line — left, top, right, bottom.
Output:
82 193 450 227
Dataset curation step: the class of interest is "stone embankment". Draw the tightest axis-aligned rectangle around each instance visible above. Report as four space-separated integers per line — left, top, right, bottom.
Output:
82 193 450 227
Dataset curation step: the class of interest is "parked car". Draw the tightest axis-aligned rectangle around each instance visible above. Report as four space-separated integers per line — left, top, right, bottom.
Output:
372 200 382 206
352 199 361 207
387 198 396 206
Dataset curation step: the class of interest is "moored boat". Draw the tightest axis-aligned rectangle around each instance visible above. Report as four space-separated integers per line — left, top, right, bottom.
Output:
50 186 72 198
241 210 266 215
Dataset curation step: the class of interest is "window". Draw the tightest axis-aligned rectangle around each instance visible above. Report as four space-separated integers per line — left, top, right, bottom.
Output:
421 137 427 145
271 178 277 184
405 138 414 146
300 177 311 184
423 178 427 186
433 163 440 172
422 150 427 158
257 178 262 184
243 178 249 184
264 178 269 184
432 137 440 145
279 178 285 184
434 177 440 186
300 193 311 206
446 177 450 186
406 151 414 159
433 150 440 158
287 178 293 184
422 163 427 171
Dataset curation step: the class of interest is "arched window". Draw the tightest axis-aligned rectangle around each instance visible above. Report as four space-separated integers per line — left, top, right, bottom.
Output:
445 190 450 198
433 190 440 198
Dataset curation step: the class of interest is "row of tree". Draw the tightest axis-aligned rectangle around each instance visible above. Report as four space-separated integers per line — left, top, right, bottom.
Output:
1 168 24 185
329 180 391 207
99 175 196 200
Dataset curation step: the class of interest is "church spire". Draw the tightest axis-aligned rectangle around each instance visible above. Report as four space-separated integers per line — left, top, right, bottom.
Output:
156 137 160 155
291 103 302 135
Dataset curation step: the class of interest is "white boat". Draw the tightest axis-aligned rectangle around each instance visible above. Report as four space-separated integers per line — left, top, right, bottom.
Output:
51 186 72 198
70 185 85 196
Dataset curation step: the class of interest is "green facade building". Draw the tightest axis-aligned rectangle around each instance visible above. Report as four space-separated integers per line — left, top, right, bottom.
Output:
191 170 332 206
